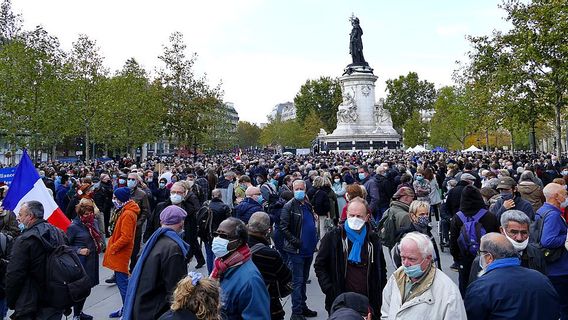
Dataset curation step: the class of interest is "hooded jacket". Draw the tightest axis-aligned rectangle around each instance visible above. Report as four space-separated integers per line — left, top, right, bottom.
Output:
103 200 140 274
516 181 545 213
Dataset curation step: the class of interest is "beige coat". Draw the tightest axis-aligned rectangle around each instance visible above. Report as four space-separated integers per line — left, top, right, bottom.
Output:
517 181 545 213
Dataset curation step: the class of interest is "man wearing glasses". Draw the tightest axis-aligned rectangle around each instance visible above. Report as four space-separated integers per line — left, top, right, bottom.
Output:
126 173 151 272
468 209 546 284
465 233 559 319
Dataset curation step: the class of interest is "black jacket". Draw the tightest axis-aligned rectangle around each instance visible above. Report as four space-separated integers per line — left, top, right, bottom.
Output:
144 193 200 243
375 174 396 208
445 180 469 216
449 209 499 262
313 187 331 217
94 181 114 215
209 198 232 234
280 199 315 254
6 220 66 318
313 225 387 315
133 235 187 320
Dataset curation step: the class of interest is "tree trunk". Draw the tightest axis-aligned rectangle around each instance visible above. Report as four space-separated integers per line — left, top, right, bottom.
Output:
485 128 490 152
52 145 57 161
85 130 90 161
510 130 514 154
555 103 563 157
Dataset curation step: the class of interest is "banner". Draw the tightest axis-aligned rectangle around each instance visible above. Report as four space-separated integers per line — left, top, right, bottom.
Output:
0 167 16 185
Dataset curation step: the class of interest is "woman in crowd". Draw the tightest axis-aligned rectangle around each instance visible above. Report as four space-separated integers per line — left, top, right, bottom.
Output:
424 168 442 222
517 170 545 213
339 184 365 222
331 173 347 214
158 272 220 320
412 169 431 203
66 199 103 320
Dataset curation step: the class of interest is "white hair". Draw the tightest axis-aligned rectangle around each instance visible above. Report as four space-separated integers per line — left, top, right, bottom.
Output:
292 179 306 188
399 232 434 259
543 183 563 200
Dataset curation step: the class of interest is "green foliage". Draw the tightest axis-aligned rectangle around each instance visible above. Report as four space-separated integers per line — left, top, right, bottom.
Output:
402 111 428 147
259 117 315 149
294 76 342 133
429 86 476 149
384 72 436 132
236 121 261 147
0 0 22 46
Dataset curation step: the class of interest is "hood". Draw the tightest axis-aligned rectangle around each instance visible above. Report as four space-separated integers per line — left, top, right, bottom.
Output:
123 200 141 216
460 185 485 215
517 182 539 193
24 219 65 251
390 200 410 211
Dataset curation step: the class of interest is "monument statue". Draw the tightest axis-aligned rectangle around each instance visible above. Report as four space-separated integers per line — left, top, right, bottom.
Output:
374 101 393 126
349 16 367 66
336 91 358 123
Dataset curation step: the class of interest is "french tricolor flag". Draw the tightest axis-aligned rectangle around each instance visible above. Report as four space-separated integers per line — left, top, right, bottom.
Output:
2 150 71 231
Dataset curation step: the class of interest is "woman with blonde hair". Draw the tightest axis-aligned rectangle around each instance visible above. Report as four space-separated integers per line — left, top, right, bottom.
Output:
159 272 221 320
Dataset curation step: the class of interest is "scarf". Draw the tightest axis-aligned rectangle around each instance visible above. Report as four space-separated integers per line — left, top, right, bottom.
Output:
122 227 190 320
80 214 102 254
484 257 521 274
344 223 367 264
210 245 251 280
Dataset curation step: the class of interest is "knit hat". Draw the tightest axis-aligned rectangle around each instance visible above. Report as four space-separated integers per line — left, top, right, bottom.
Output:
330 292 370 316
114 187 131 203
160 205 187 225
459 185 485 215
460 173 476 182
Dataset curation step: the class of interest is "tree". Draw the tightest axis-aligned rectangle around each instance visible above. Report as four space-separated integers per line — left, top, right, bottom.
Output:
236 121 261 148
300 109 324 147
294 76 342 133
384 72 436 132
429 86 476 149
402 111 428 148
0 0 22 46
68 34 108 160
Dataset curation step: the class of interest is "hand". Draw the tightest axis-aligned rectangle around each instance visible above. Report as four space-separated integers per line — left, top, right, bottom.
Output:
78 248 90 256
503 199 515 209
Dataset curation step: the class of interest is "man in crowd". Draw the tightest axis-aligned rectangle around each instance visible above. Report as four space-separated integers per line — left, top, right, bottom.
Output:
314 197 387 316
55 174 71 213
469 209 546 283
127 172 151 272
280 180 318 320
203 189 232 273
6 201 67 319
247 211 292 320
234 186 264 224
374 163 396 220
381 232 466 319
216 171 235 209
195 168 210 200
379 187 415 250
122 205 189 320
94 173 114 236
491 176 535 221
538 183 568 319
465 233 559 319
211 217 270 319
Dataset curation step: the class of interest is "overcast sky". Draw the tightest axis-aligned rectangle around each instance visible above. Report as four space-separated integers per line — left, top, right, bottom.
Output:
12 0 510 124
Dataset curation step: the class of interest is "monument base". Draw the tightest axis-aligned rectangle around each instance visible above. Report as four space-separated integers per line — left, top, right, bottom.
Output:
319 133 401 153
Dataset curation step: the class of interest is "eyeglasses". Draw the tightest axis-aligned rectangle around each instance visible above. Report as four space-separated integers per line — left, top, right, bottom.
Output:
212 231 231 240
170 190 185 195
477 249 489 256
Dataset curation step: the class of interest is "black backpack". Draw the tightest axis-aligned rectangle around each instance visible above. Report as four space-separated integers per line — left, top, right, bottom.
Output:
377 208 397 248
530 210 567 263
196 201 213 242
38 236 92 309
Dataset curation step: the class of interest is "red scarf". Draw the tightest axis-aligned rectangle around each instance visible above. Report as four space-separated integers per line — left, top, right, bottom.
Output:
210 245 251 280
80 214 102 253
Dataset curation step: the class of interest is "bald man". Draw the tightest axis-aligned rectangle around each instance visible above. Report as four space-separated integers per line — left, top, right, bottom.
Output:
537 183 568 319
234 186 264 224
465 233 559 319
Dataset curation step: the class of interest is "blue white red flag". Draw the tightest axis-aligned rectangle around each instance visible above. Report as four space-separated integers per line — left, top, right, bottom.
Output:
2 150 71 231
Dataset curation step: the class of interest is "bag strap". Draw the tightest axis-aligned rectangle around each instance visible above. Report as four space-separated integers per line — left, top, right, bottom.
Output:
537 210 556 241
456 211 467 223
472 209 487 222
250 243 266 254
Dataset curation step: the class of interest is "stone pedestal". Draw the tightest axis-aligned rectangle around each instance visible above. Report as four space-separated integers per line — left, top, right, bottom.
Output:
318 68 400 153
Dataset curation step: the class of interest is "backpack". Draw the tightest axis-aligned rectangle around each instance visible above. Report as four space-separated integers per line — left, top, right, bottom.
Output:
250 243 292 298
196 201 213 242
37 235 92 309
377 208 398 248
530 210 567 263
261 183 279 205
456 209 487 257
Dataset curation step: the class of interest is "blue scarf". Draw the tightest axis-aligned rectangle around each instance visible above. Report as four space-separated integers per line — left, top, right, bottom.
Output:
344 223 367 263
122 227 190 320
484 257 521 274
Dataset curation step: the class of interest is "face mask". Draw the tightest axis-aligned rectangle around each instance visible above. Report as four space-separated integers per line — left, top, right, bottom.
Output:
562 170 568 176
56 176 62 183
334 178 341 184
560 197 568 209
416 176 424 181
347 217 365 231
146 178 153 182
40 174 45 179
127 180 137 189
294 190 305 201
256 194 264 204
479 252 490 271
172 177 178 183
159 182 166 189
18 222 25 232
500 192 513 200
416 216 429 227
358 173 366 180
113 199 123 209
212 236 230 258
504 232 529 251
171 194 184 205
403 262 424 279
119 178 126 185
112 175 117 179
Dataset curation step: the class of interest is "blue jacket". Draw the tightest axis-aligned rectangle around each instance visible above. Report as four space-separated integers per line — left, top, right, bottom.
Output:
220 259 270 320
537 203 568 276
465 264 559 319
234 198 263 224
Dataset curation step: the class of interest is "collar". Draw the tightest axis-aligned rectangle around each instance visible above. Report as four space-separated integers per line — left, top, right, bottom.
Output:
394 263 436 303
485 257 521 274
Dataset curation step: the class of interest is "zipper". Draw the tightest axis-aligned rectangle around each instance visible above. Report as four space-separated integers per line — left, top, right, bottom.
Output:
367 242 373 297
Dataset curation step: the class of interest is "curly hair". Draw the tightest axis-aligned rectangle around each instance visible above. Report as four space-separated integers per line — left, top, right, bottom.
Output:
170 276 221 320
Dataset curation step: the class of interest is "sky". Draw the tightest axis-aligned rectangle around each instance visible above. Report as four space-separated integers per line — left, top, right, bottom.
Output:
12 0 511 124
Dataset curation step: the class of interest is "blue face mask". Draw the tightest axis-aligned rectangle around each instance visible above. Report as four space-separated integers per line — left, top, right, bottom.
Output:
416 176 424 181
212 236 230 258
159 182 166 189
119 178 126 185
256 194 264 204
127 179 137 189
358 173 366 181
403 263 424 278
18 222 25 232
294 190 305 201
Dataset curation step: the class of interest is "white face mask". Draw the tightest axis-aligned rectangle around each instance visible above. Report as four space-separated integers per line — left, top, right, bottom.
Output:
346 217 365 231
561 197 568 209
170 194 184 205
504 232 529 251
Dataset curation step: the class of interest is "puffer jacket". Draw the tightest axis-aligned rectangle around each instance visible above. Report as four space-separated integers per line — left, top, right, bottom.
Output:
103 200 140 274
381 266 466 320
517 181 545 213
280 198 315 254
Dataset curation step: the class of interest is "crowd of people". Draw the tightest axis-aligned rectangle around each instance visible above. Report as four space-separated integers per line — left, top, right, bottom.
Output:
0 149 567 319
